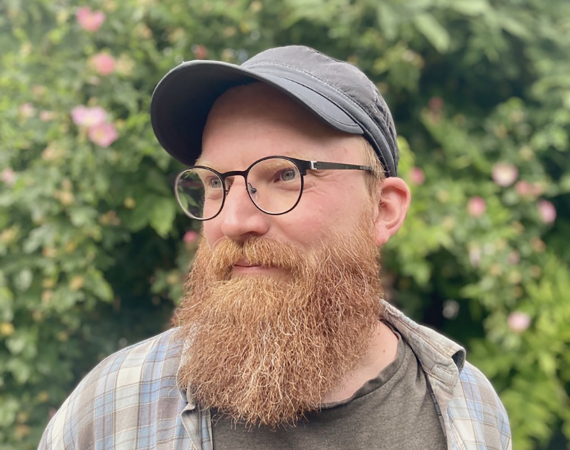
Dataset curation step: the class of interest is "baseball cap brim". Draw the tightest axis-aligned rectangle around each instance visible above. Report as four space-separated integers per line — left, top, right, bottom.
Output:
150 60 364 167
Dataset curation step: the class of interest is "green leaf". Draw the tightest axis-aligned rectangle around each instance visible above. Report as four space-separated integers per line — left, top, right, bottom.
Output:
497 13 532 40
5 334 27 355
448 0 490 16
376 3 399 41
13 269 33 292
150 197 177 238
22 225 54 254
85 270 114 302
6 357 32 384
69 206 98 228
127 195 156 231
0 287 14 322
413 13 450 53
0 398 18 427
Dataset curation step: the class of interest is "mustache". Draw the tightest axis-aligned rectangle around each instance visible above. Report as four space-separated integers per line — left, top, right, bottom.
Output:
208 237 309 278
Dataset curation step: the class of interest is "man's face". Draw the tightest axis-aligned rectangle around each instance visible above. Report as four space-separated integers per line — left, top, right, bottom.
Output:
199 83 378 260
176 83 385 428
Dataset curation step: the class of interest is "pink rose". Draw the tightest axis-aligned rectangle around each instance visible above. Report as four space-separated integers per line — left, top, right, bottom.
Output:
71 106 107 127
183 231 198 244
507 250 520 265
467 196 486 217
515 180 533 197
507 311 531 333
88 122 119 147
537 200 556 224
428 96 444 113
19 103 36 118
192 45 208 59
90 53 116 76
515 180 542 198
40 111 55 122
76 7 106 32
409 167 425 185
1 168 16 186
492 162 518 187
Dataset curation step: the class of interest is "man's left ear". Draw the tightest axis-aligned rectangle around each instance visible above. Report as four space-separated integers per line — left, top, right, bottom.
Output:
373 177 411 246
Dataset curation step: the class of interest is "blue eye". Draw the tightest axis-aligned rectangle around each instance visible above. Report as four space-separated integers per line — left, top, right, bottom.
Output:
278 168 297 182
208 177 223 189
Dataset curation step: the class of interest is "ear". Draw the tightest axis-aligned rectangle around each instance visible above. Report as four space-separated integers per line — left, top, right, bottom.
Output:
373 177 411 246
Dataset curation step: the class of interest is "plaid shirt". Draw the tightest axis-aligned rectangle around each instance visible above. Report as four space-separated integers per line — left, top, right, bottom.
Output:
39 301 511 450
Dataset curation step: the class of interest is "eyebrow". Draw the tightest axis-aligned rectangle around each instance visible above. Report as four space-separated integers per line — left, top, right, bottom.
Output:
194 151 318 169
194 156 208 167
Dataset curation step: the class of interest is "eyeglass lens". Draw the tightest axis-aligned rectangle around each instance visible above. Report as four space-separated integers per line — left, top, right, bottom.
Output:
175 157 303 220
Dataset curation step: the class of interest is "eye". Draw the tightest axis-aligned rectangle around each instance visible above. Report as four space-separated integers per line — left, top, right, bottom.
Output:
277 168 297 182
207 177 223 189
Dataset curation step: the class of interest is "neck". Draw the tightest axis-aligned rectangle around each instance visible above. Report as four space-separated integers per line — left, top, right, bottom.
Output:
321 320 398 404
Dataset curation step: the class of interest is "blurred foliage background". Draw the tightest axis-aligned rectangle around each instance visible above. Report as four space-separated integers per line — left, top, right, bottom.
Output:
1 0 569 448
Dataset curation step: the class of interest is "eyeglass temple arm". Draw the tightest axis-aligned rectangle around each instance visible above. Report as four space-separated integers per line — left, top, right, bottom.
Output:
309 161 373 172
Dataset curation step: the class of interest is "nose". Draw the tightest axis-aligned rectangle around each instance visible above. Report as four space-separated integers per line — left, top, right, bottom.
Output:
218 178 270 241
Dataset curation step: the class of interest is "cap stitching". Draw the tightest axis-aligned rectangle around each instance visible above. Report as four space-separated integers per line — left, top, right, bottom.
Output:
283 89 358 129
247 61 370 115
247 64 359 128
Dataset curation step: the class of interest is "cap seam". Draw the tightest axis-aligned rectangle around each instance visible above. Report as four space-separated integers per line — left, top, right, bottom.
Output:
267 78 361 129
246 60 369 117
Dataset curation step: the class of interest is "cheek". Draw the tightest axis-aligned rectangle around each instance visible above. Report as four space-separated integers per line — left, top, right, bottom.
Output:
202 221 222 248
276 198 355 245
307 182 366 222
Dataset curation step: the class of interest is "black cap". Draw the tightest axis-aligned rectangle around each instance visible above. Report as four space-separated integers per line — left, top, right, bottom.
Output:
150 45 399 177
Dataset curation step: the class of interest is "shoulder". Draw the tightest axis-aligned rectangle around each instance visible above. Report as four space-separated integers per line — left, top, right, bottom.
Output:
447 362 512 450
72 327 183 396
39 328 184 450
382 302 512 449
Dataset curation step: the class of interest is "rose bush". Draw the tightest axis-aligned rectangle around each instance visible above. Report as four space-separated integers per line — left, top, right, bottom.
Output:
1 0 569 448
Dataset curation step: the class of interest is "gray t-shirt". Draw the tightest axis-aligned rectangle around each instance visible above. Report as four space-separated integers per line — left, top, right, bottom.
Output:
211 329 447 449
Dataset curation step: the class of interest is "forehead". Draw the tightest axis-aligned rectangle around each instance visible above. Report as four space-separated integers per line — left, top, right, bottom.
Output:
198 83 364 168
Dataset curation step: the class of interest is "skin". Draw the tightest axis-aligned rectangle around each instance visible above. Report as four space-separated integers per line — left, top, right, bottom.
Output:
199 83 411 403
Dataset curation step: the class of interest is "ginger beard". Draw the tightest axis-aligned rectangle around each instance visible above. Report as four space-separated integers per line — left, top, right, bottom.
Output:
176 218 384 428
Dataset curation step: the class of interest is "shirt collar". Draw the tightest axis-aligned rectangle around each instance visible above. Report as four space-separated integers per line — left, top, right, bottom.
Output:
381 300 465 387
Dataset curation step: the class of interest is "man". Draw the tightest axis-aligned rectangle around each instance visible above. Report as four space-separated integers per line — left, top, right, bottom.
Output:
39 46 511 449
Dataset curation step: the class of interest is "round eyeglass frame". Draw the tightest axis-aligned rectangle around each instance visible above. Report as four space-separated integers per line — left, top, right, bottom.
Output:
174 155 373 221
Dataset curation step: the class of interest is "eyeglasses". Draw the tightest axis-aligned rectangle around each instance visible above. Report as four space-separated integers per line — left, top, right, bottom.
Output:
174 155 373 221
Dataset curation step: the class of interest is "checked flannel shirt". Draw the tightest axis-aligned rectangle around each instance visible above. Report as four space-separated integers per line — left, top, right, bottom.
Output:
39 301 512 450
